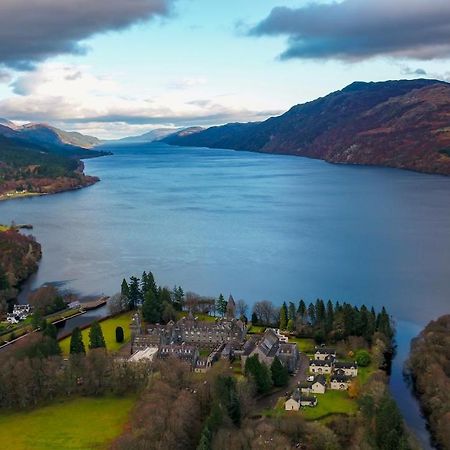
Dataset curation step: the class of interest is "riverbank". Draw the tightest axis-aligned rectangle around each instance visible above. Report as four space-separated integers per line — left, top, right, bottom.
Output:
405 315 450 450
0 175 99 202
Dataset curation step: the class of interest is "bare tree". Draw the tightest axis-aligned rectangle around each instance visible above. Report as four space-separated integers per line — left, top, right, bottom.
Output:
108 292 127 315
253 300 277 326
236 299 248 318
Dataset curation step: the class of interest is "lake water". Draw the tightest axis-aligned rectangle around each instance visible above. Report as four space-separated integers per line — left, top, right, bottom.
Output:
1 142 449 447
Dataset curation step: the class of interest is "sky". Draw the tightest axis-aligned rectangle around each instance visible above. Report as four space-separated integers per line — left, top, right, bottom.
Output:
1 0 450 139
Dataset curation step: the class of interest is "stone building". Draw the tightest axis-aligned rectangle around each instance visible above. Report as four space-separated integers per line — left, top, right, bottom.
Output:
241 329 299 372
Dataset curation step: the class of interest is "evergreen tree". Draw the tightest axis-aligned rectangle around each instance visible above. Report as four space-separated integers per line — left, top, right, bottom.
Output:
325 300 334 333
307 303 316 325
172 285 184 311
288 302 296 321
115 326 124 343
120 278 129 298
70 327 86 354
216 375 241 426
244 354 272 393
279 302 288 330
89 321 106 349
128 276 141 309
375 396 409 450
216 294 227 317
297 299 306 318
377 307 394 340
270 356 289 387
315 299 326 326
43 322 57 340
142 289 161 323
251 311 258 325
287 319 295 332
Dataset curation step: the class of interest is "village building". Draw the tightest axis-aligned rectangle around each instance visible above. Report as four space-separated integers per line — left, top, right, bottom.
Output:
128 346 158 363
241 329 299 372
330 373 351 390
314 347 336 361
130 311 247 354
300 375 327 394
157 344 199 367
309 359 333 374
333 361 358 377
285 388 318 410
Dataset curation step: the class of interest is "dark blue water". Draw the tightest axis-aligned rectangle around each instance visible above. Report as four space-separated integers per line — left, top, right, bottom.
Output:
1 143 449 447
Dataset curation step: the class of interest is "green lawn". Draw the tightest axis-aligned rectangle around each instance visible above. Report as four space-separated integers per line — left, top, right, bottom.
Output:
59 311 132 355
301 390 358 421
357 363 376 385
0 396 135 450
287 336 316 353
247 325 265 334
177 312 217 322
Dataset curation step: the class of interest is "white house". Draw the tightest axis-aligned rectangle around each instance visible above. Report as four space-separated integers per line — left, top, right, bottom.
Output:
333 361 358 377
285 397 300 411
330 374 351 390
309 359 333 374
314 347 336 361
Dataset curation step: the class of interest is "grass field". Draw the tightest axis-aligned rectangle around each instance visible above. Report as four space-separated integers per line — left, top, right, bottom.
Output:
177 312 217 322
287 336 316 353
247 325 265 334
59 311 132 355
0 396 135 450
301 390 358 420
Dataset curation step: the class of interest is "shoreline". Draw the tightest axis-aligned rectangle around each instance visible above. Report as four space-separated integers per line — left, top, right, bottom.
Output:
0 177 99 202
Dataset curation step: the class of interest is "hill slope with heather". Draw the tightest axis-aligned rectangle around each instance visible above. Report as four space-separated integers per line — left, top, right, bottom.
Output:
164 79 450 175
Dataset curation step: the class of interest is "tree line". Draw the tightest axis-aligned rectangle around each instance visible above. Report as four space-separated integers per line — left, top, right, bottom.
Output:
252 298 394 345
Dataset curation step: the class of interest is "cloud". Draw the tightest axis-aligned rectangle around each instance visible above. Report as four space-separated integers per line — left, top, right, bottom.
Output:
400 65 450 82
0 63 280 139
168 77 208 90
0 0 174 68
250 0 450 61
0 70 12 83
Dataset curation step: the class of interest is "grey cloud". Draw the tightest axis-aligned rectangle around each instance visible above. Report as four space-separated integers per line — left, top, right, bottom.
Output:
250 0 450 61
0 70 11 83
400 65 450 82
0 0 174 68
401 67 427 76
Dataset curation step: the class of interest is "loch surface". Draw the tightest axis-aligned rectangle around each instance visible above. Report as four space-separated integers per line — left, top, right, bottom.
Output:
1 142 449 447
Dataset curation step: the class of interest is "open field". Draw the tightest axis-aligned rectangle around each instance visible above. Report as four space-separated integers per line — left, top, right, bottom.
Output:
59 311 132 354
287 336 316 353
301 390 358 420
0 396 135 450
247 325 265 334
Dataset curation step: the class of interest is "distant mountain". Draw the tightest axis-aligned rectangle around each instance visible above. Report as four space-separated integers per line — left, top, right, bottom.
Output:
112 128 182 144
0 119 101 155
164 79 450 175
111 126 205 144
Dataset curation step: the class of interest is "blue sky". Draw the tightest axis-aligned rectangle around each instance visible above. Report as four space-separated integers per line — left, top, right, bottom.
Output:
0 0 450 138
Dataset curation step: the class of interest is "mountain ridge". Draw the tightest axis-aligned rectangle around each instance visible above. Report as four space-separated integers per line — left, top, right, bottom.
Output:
164 79 450 175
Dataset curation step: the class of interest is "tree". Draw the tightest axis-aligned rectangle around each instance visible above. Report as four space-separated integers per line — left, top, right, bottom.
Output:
141 271 157 296
270 356 289 387
216 294 227 317
108 292 127 315
0 267 9 290
172 285 184 311
128 276 141 310
288 302 296 321
253 300 277 326
142 289 161 323
251 311 258 325
297 299 306 318
375 396 409 450
355 349 371 367
115 326 124 343
120 278 129 299
287 319 295 332
162 301 177 323
307 303 316 325
236 299 248 318
244 354 272 394
89 321 106 349
70 327 86 354
279 302 288 330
